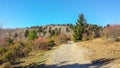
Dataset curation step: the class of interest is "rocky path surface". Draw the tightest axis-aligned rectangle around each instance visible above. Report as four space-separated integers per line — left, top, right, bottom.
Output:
46 43 100 68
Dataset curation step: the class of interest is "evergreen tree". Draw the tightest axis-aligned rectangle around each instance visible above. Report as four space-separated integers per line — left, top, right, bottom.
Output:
69 24 74 29
6 37 13 44
28 30 38 40
48 27 52 33
42 31 46 35
55 28 57 31
14 33 18 38
66 27 70 32
50 30 55 37
24 30 29 37
55 30 60 35
37 26 43 32
73 13 86 42
59 28 61 33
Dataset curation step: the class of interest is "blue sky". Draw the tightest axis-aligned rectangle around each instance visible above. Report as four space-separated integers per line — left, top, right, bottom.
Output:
0 0 120 28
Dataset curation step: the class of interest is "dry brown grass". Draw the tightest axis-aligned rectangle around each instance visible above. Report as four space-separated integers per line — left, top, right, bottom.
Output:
11 46 59 67
0 50 50 68
77 38 120 64
0 49 56 68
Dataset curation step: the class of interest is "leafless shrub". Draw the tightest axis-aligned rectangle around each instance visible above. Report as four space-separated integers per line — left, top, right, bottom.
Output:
103 25 120 41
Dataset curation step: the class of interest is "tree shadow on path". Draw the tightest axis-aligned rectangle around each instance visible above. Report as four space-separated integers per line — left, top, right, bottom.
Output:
36 59 111 68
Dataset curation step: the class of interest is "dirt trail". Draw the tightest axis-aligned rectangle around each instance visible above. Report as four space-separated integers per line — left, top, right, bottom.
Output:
46 42 97 68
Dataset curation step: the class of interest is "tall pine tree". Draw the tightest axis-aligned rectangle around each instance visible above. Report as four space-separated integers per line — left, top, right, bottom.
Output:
73 13 87 42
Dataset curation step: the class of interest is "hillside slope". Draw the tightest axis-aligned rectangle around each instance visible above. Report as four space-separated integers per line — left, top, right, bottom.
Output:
0 24 73 41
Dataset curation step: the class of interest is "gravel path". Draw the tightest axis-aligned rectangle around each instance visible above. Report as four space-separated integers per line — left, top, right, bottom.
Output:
46 43 93 68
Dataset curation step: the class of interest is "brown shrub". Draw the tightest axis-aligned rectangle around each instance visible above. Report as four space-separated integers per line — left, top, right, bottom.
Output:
1 42 31 62
116 37 120 42
82 33 88 41
103 25 120 41
33 37 56 50
0 47 6 57
33 37 49 50
0 59 3 65
56 34 69 44
82 31 95 41
88 31 95 40
0 38 9 47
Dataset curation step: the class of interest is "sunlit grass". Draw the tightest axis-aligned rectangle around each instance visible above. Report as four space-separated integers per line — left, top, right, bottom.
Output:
77 38 120 62
11 46 59 67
